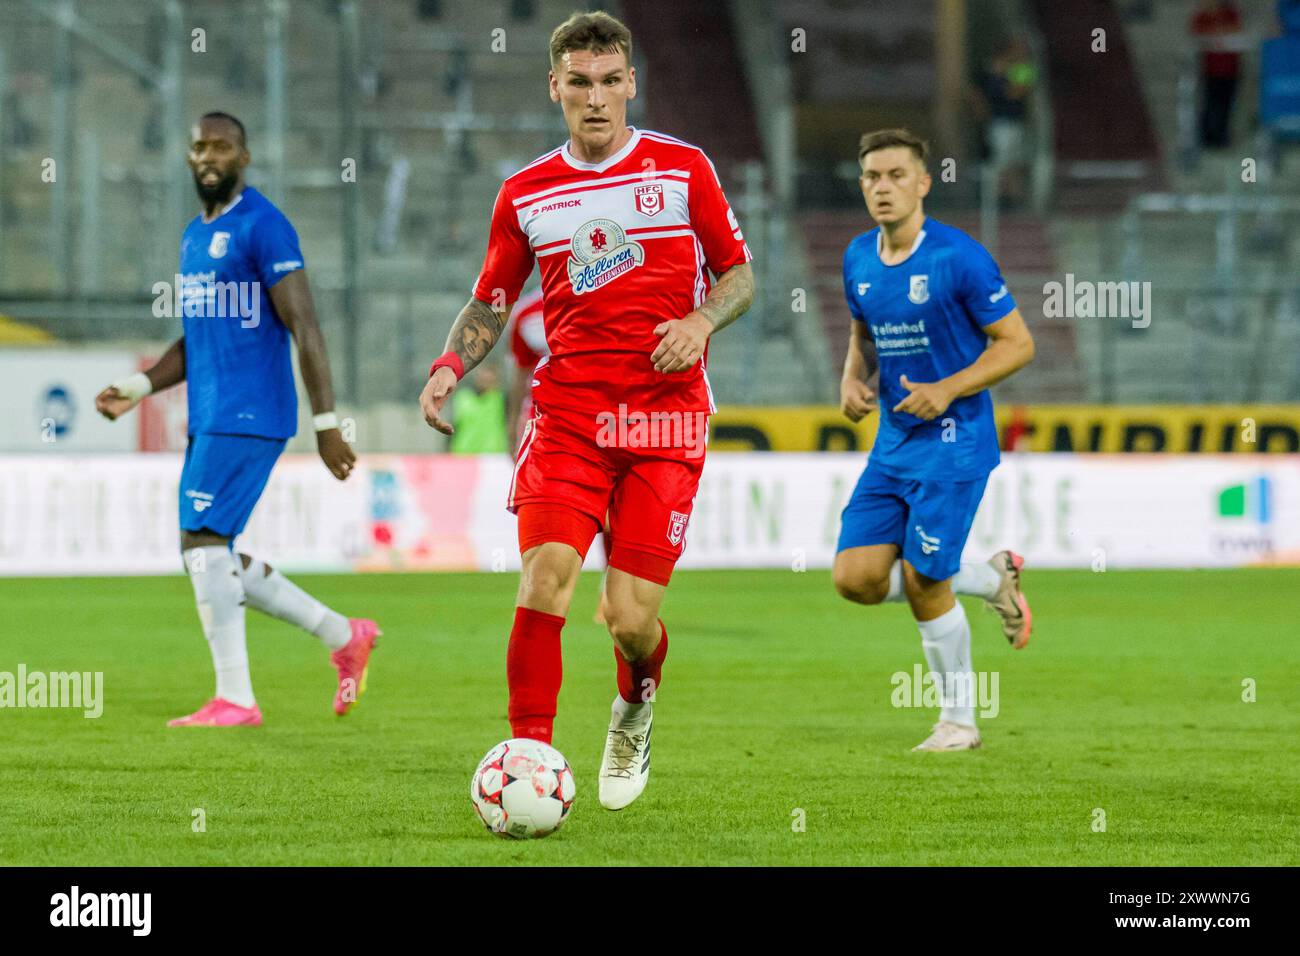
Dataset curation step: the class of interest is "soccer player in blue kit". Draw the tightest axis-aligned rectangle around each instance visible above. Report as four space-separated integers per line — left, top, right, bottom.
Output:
834 129 1035 752
95 112 379 727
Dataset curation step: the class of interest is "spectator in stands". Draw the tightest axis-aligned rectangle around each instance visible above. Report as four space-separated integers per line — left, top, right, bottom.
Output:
972 36 1036 207
449 364 509 455
1190 0 1244 149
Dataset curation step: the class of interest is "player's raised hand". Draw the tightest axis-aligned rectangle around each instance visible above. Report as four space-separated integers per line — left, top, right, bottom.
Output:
840 377 877 422
94 385 139 422
651 312 711 373
420 366 458 435
892 374 955 421
317 428 357 481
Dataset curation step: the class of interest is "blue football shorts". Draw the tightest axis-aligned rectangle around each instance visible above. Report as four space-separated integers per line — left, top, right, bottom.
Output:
836 459 988 582
178 433 287 540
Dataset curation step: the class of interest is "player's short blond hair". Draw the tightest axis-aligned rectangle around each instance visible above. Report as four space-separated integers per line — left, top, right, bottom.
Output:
858 129 929 168
549 10 632 70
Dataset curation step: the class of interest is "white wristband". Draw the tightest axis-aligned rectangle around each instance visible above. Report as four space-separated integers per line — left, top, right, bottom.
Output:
313 412 339 432
112 372 153 401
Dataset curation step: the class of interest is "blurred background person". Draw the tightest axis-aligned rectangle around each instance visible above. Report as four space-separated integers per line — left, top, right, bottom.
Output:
972 35 1036 207
1190 0 1244 149
449 363 509 455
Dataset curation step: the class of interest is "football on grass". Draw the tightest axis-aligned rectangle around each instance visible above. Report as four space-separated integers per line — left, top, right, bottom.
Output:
470 738 576 839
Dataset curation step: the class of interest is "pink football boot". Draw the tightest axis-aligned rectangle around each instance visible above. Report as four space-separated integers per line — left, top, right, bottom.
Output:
331 618 380 715
167 698 263 727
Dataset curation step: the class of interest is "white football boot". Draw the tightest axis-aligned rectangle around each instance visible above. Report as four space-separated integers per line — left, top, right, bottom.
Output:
912 720 981 752
985 550 1033 649
597 696 653 810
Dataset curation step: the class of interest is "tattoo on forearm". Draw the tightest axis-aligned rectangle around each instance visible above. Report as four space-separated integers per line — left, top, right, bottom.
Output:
697 264 754 334
445 297 506 373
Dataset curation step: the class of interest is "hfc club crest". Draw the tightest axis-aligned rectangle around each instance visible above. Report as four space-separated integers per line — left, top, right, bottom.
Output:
908 274 930 304
568 218 645 295
667 510 690 547
634 182 664 217
208 231 231 259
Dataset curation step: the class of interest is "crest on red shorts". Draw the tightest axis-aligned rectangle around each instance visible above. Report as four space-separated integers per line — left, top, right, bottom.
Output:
634 183 664 217
667 510 689 547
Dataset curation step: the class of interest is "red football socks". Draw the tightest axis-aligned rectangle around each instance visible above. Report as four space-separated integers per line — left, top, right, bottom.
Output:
615 620 668 704
507 606 565 744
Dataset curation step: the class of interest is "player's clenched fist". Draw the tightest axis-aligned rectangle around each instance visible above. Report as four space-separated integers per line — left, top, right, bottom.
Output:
840 377 877 422
420 366 459 435
651 312 711 373
95 386 140 422
892 374 955 421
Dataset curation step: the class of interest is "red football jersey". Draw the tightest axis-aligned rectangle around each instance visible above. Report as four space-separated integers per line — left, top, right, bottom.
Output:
508 285 549 372
473 127 752 414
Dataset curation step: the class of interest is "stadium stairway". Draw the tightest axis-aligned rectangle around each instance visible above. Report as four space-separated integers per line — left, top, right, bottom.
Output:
799 209 1085 402
1027 0 1164 214
1121 0 1295 193
618 0 764 188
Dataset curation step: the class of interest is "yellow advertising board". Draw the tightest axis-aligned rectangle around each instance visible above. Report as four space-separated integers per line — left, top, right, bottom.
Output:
707 406 1300 453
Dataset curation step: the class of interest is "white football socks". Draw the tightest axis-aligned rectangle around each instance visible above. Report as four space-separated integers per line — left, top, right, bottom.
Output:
184 546 255 708
917 602 975 727
951 560 1001 600
882 559 1001 603
882 561 905 602
239 556 351 651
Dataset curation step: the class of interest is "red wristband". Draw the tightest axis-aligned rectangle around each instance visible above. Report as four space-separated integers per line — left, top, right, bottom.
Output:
429 352 465 381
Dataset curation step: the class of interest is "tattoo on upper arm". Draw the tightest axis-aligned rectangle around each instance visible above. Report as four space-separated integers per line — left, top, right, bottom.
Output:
446 297 506 371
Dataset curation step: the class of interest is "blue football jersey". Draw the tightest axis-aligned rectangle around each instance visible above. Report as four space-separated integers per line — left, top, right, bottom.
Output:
178 186 303 439
842 217 1015 481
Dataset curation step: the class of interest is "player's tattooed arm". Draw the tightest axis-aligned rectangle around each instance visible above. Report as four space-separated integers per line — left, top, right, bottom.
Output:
652 262 753 373
694 262 754 335
271 269 357 481
420 297 508 435
444 296 508 374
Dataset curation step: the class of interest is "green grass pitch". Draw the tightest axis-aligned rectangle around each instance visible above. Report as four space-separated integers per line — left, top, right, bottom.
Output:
2 568 1297 866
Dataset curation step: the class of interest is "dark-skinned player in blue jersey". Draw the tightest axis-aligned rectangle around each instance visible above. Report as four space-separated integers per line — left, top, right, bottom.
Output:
95 112 379 727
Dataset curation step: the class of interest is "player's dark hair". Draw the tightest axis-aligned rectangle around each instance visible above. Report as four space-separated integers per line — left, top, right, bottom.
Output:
199 111 247 147
549 10 632 70
858 128 928 168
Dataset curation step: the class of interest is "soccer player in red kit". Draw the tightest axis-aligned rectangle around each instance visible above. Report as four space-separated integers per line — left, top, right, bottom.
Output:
419 10 754 811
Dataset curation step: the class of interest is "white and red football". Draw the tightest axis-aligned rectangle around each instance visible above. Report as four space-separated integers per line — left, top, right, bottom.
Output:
470 738 576 839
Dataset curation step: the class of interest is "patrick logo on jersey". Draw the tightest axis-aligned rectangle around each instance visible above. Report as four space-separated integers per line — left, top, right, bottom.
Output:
568 218 645 295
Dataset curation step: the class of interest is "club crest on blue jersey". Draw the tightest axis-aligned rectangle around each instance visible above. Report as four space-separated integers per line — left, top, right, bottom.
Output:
207 231 231 258
908 274 929 304
858 282 871 295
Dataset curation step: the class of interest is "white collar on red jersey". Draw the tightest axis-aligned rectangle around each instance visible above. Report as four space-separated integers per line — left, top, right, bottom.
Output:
560 126 643 174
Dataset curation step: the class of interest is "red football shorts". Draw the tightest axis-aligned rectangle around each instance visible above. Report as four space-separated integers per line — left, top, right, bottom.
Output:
508 402 707 586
